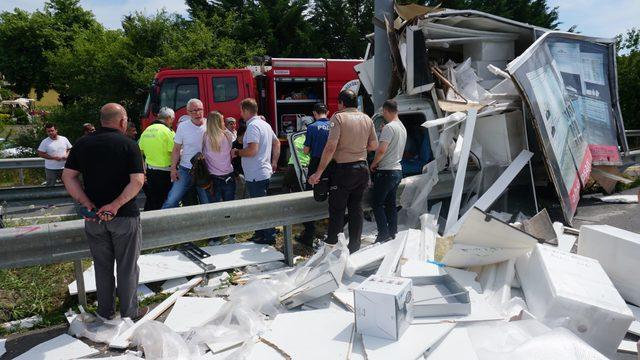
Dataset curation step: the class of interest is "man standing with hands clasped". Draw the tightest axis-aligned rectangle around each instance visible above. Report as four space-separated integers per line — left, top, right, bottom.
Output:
308 90 378 253
62 103 147 321
370 100 406 243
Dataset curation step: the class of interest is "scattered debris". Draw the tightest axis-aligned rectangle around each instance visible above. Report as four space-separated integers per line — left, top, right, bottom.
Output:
1 314 42 331
14 334 99 360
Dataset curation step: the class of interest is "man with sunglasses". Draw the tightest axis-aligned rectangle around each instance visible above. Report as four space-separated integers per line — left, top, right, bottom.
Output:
161 98 212 208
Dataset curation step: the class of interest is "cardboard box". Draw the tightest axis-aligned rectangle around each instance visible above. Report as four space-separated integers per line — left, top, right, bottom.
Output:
354 275 413 340
578 225 640 306
463 41 515 62
516 244 633 357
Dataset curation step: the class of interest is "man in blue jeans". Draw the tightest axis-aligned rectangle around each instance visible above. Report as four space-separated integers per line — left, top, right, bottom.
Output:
232 98 280 244
162 98 212 208
369 100 407 243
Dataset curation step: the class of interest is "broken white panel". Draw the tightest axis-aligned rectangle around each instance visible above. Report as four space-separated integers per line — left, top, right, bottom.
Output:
70 243 283 294
362 323 455 360
466 319 608 360
426 327 479 360
627 304 640 336
345 241 394 277
597 194 638 203
354 58 374 96
447 150 533 235
445 108 477 233
578 225 640 306
110 277 204 349
442 207 537 267
553 222 577 253
87 354 144 360
163 296 227 333
516 244 633 358
472 110 524 167
279 271 338 309
400 260 442 278
419 214 437 261
136 284 155 301
260 307 354 360
349 331 367 360
463 41 515 62
376 231 409 276
14 333 99 360
400 229 423 262
477 260 518 316
618 340 638 354
0 339 5 358
422 111 466 129
160 277 189 294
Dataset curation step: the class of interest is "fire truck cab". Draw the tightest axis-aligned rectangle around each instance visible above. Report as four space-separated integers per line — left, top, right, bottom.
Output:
140 58 363 139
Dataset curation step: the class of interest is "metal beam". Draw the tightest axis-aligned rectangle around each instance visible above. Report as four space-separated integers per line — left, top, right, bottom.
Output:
0 158 44 170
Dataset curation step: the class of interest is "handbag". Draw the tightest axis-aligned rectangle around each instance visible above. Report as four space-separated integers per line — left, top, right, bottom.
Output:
190 135 213 190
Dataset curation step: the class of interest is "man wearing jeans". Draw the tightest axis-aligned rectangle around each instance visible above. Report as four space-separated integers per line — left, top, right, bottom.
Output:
308 90 378 253
233 98 280 244
62 103 146 320
370 100 407 243
161 99 212 208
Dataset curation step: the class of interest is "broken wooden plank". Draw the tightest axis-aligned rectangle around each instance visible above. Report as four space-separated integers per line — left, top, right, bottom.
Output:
109 277 203 349
445 108 477 233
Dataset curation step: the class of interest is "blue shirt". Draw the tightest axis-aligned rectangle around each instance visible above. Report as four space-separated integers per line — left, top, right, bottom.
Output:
241 116 278 181
304 118 330 158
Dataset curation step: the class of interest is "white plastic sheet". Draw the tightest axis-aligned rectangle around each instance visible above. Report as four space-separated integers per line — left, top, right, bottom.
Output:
68 309 134 344
132 320 200 359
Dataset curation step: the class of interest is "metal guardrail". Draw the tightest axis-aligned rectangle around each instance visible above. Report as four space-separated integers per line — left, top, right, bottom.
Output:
626 130 640 156
0 157 44 170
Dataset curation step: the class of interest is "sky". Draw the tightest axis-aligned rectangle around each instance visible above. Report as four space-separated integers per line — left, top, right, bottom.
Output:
1 0 638 38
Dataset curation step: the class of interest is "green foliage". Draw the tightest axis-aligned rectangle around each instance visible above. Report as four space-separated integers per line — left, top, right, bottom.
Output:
40 99 102 142
13 107 29 125
616 28 640 130
0 87 16 101
0 0 97 98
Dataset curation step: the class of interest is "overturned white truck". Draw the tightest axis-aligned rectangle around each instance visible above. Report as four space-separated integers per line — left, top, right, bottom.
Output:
352 7 628 226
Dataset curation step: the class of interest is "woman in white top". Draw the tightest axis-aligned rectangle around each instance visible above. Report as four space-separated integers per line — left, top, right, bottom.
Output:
204 111 237 202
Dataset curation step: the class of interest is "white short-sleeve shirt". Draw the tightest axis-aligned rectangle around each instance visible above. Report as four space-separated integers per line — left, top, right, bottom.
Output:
38 136 72 170
174 119 206 169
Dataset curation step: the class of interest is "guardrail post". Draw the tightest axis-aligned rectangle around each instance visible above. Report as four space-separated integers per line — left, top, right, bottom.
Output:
18 169 25 186
73 259 88 308
283 224 294 266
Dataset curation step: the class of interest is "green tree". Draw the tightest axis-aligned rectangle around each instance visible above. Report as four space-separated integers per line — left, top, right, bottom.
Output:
616 28 640 130
186 0 317 57
0 0 97 99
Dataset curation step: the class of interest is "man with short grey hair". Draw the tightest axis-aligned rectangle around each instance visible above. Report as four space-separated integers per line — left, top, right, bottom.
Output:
62 103 146 320
139 106 176 210
162 98 211 208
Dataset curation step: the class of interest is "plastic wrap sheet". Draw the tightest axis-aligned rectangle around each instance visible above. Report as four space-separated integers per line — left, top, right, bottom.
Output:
68 309 134 344
466 320 608 360
398 161 439 228
131 320 200 359
452 58 489 102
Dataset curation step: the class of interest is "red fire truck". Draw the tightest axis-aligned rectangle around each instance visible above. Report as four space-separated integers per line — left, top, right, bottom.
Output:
140 58 363 139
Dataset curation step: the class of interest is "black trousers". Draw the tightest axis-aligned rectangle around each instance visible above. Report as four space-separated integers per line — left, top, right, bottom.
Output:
326 162 369 253
144 169 172 211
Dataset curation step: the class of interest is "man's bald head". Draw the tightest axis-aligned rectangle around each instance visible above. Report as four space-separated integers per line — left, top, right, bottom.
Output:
100 103 128 132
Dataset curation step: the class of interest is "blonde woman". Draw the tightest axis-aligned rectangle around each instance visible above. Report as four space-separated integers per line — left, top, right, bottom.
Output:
204 111 237 202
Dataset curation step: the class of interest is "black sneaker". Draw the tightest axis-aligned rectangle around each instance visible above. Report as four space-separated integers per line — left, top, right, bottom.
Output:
252 236 275 245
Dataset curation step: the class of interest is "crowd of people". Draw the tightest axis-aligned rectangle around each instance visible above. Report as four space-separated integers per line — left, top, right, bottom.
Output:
36 90 407 320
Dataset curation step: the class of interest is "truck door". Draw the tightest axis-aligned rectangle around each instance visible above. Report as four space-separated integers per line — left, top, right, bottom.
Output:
157 76 202 129
206 72 244 122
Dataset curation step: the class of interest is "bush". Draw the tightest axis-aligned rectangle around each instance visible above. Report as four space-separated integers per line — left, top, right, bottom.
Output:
41 100 102 142
0 113 10 122
13 108 30 125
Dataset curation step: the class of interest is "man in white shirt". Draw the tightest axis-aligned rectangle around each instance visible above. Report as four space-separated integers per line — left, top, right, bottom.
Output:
232 98 280 244
161 98 212 208
37 123 72 186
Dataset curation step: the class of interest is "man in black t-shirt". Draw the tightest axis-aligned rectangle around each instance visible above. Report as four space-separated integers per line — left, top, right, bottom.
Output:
62 103 146 320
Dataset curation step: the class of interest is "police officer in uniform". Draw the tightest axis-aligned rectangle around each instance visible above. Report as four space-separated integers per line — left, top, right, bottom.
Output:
308 90 378 253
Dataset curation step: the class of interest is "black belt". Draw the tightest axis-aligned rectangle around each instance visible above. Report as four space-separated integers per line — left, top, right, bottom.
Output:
211 172 235 182
335 161 367 169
